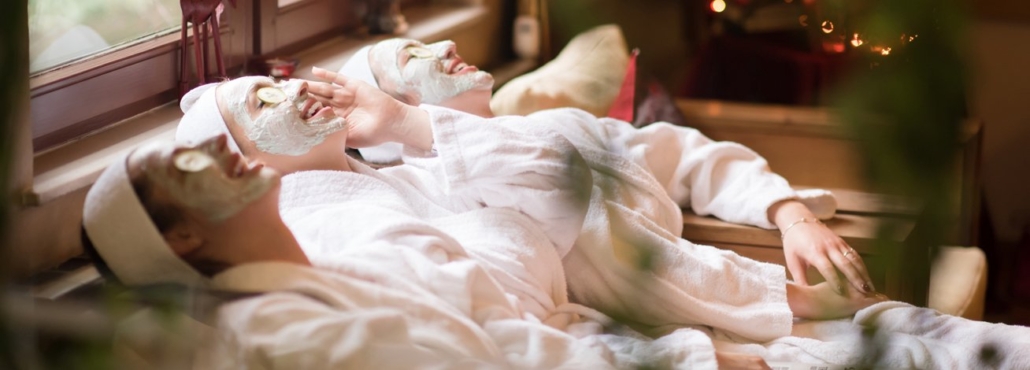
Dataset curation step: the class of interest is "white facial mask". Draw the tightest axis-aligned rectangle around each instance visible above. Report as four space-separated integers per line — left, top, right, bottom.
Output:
135 136 278 222
219 76 347 156
369 39 494 104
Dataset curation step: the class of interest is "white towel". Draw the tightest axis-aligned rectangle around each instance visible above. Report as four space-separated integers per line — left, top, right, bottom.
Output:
82 143 208 287
176 83 241 154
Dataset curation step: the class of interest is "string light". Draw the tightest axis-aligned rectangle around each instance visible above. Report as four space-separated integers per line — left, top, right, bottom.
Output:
711 0 726 13
799 15 808 27
821 20 834 33
851 33 864 47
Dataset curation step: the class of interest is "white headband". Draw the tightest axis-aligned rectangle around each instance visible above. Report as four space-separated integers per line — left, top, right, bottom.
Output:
339 46 379 89
338 45 404 163
83 151 209 287
176 83 242 154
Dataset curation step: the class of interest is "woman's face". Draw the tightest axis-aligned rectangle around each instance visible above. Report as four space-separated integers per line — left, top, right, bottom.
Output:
368 38 494 105
217 76 348 156
128 135 279 222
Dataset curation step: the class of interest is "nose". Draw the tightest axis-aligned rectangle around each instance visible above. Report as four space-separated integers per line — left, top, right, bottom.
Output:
282 79 309 100
199 134 228 153
433 41 457 60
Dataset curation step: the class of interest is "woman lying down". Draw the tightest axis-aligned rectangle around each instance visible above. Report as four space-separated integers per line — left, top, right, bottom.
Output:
82 73 1030 369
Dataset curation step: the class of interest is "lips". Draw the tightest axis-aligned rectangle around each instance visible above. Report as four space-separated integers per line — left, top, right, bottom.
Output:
301 98 323 120
447 58 477 75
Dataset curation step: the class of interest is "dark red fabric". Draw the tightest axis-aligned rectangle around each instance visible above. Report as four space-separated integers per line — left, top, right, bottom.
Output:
607 48 639 122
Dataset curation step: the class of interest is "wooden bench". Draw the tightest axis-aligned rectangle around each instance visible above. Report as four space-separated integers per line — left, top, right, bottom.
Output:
675 98 983 306
683 188 920 303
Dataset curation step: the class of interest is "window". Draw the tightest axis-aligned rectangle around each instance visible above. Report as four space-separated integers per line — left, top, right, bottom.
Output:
28 0 426 153
29 0 250 152
28 0 183 73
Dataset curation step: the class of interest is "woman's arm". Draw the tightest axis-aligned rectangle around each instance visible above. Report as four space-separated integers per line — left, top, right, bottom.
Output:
574 117 875 294
309 67 591 253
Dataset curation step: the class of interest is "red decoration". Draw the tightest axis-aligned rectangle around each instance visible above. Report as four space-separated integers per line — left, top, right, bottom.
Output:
607 48 639 122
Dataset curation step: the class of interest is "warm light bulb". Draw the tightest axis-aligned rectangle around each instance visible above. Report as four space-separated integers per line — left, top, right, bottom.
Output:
821 20 834 33
880 47 891 56
851 33 864 47
799 15 809 27
711 0 726 13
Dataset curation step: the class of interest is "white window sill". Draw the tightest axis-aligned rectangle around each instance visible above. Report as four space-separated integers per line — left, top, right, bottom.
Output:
31 3 489 206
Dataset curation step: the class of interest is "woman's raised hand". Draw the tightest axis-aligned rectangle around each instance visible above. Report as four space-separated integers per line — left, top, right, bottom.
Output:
308 67 431 151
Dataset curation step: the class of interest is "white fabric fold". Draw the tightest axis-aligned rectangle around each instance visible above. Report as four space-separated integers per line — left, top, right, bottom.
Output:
83 150 208 287
176 82 241 153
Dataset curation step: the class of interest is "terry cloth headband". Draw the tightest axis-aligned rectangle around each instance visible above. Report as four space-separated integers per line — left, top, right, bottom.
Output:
83 149 209 287
177 82 242 154
338 45 404 163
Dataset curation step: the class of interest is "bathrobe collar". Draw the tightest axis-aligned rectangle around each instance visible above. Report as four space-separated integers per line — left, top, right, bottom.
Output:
210 262 326 294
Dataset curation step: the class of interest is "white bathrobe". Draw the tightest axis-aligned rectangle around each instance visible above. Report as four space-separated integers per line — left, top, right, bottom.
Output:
281 104 794 342
510 108 798 341
279 104 594 321
200 259 721 369
207 105 1030 369
198 104 722 368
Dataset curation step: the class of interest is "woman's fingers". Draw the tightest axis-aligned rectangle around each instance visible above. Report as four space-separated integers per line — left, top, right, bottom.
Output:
813 260 845 296
785 256 810 286
830 247 871 294
306 80 338 99
311 66 347 86
832 240 873 294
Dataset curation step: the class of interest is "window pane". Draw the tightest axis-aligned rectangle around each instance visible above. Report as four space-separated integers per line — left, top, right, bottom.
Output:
278 0 305 8
29 0 182 73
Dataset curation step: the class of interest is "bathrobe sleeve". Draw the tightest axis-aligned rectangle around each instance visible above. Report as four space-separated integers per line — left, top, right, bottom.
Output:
608 120 796 229
535 109 797 230
396 104 593 255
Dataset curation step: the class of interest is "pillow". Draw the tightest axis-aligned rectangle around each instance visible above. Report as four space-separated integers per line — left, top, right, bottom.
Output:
491 24 630 117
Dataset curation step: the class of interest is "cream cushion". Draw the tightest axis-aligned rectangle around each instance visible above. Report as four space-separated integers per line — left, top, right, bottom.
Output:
929 246 988 320
490 24 629 117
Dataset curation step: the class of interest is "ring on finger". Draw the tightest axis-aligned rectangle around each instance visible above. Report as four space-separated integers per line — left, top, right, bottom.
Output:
843 249 854 258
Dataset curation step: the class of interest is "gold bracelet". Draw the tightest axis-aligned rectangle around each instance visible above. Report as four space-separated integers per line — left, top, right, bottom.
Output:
780 217 820 241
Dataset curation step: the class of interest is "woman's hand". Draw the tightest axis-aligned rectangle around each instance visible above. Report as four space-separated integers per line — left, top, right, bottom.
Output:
308 67 432 151
787 281 888 320
715 351 772 370
770 200 875 295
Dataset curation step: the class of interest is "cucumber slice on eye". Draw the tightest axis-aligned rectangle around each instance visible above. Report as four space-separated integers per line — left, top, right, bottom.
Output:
174 150 215 173
407 46 434 59
257 87 287 105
